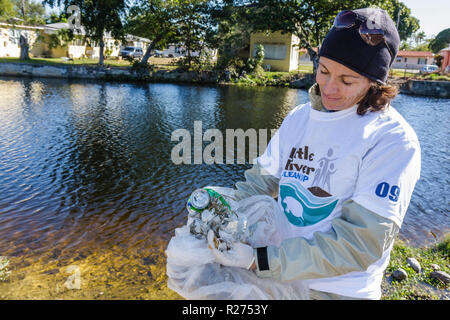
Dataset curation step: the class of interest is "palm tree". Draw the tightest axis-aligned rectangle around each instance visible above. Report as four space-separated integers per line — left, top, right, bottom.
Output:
414 31 426 46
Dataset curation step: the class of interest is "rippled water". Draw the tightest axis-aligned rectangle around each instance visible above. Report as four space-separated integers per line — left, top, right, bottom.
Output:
0 77 448 299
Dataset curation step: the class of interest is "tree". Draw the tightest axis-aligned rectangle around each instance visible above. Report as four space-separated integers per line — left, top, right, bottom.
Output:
126 0 212 69
46 10 68 24
172 0 210 68
125 0 178 65
429 28 450 53
244 0 420 73
414 31 426 46
44 0 128 65
0 0 14 21
12 0 46 25
5 0 46 60
389 0 419 41
207 0 253 69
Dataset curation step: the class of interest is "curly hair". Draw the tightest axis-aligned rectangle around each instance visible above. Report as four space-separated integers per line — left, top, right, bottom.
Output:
314 82 399 115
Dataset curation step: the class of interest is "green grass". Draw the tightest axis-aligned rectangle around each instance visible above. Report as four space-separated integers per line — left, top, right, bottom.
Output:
421 73 450 81
297 64 314 74
0 57 132 67
382 234 450 300
389 69 417 78
389 68 450 81
231 69 311 87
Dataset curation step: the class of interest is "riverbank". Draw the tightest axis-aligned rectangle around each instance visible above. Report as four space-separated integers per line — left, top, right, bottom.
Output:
0 61 449 98
1 234 448 300
382 234 449 300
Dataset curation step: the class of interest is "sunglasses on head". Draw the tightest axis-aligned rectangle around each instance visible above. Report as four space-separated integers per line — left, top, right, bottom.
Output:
333 10 394 60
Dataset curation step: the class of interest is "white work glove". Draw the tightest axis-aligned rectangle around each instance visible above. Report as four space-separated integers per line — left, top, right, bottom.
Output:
207 230 255 269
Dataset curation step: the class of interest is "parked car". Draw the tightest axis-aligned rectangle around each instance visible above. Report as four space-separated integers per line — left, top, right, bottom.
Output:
120 46 143 59
419 64 439 74
152 50 163 57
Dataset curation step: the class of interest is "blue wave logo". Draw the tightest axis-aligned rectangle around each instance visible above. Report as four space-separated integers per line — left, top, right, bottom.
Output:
280 182 338 226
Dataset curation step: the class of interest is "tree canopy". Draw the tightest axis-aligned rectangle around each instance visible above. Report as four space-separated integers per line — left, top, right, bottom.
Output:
429 28 450 53
235 0 420 71
44 0 128 65
0 0 46 24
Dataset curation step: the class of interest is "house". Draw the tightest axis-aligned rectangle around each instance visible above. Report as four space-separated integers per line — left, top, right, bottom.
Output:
391 50 434 69
157 43 218 60
250 31 300 72
0 23 46 58
44 23 151 59
0 22 151 59
438 44 450 72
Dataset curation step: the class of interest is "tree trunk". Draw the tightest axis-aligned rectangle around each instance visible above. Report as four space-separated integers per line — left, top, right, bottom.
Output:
99 37 105 66
141 43 154 65
307 46 319 73
19 35 29 60
141 34 164 65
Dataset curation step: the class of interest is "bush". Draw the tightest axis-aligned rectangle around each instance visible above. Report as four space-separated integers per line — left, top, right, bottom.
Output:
131 60 152 74
246 44 265 76
224 57 246 79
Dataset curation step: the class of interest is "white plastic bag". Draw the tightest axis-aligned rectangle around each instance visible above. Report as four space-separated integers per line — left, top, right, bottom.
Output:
165 187 310 300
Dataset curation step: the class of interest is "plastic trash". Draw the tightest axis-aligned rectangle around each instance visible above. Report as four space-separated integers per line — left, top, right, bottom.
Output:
165 187 310 300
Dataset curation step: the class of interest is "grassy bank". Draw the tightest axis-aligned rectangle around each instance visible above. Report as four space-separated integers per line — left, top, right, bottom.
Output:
382 234 449 300
0 56 133 68
1 58 449 84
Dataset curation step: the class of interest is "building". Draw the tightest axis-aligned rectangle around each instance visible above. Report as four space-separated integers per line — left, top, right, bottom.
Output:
0 22 150 59
391 50 434 69
44 23 151 59
0 23 46 58
156 44 218 60
249 31 300 72
438 44 450 72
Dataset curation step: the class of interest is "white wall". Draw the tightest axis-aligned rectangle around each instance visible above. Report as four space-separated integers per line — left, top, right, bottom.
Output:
392 56 432 69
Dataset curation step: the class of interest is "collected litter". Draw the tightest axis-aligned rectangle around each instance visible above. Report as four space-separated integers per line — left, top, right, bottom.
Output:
166 186 309 300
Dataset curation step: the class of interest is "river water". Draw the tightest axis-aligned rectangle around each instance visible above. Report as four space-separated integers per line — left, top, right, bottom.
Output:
0 77 448 299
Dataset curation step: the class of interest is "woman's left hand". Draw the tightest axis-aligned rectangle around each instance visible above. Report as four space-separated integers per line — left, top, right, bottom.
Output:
207 230 255 270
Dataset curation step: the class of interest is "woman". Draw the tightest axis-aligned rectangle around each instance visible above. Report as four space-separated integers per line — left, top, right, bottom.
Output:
208 8 421 300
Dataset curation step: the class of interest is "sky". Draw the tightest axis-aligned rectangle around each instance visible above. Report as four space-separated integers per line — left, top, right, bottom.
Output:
401 0 450 38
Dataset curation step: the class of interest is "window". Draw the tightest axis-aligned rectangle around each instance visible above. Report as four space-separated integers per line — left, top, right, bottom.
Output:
9 29 20 45
396 57 402 62
404 57 407 62
417 58 427 64
254 43 286 60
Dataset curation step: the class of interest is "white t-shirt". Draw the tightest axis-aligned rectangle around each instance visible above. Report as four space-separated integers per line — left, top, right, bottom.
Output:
257 102 421 299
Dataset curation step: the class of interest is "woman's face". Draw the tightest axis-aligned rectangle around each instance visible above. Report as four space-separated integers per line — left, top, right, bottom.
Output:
316 57 371 111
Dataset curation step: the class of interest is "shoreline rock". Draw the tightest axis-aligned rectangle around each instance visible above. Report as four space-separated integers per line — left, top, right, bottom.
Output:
407 257 421 273
393 268 408 281
430 271 450 284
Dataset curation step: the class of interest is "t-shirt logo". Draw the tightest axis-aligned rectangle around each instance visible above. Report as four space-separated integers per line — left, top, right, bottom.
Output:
280 146 339 226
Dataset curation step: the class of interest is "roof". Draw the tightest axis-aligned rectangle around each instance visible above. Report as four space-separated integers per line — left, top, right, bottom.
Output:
0 22 45 30
397 50 433 57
